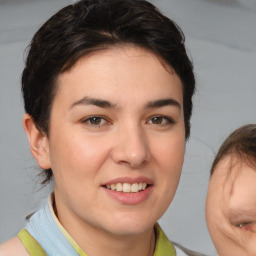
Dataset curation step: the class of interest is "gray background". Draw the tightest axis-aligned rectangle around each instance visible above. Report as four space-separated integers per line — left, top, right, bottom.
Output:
0 0 255 255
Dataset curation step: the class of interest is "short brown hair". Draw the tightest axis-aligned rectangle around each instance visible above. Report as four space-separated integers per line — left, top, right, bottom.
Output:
210 124 256 176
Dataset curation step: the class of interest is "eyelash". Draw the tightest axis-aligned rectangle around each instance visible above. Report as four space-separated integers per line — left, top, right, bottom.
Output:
236 221 256 228
147 115 175 125
81 116 110 126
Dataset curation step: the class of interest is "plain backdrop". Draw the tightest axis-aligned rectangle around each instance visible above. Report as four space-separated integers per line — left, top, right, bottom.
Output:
0 0 255 255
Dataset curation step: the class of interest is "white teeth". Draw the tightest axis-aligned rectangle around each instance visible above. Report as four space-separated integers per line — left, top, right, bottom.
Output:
105 182 148 193
131 183 139 193
116 183 122 192
123 183 131 192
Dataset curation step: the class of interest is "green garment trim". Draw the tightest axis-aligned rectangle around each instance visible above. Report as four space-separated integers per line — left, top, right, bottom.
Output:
18 224 176 256
67 234 87 256
154 223 176 256
18 229 47 256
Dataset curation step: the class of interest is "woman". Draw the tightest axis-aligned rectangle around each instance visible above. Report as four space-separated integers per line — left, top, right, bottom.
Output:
0 0 197 255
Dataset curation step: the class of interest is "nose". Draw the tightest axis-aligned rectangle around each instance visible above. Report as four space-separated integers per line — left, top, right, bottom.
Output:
111 125 151 168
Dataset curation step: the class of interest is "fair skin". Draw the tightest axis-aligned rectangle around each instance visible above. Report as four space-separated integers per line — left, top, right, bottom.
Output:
0 46 185 256
0 237 29 256
206 156 256 256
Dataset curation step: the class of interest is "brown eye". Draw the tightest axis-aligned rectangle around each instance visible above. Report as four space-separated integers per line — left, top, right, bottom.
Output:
148 116 174 125
152 116 163 124
89 117 102 125
82 116 107 126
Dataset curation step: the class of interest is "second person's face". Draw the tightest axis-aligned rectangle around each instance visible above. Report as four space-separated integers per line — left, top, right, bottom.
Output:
206 157 256 256
44 46 185 239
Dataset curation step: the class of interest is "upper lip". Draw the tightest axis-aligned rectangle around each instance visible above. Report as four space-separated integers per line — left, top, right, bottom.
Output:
102 176 153 186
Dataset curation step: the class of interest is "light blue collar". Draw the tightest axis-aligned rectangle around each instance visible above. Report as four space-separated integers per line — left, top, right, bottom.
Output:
25 196 79 256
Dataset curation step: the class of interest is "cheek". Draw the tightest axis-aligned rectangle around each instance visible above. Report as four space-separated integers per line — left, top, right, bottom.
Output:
152 132 185 192
153 132 185 171
48 130 110 180
248 237 256 256
150 134 185 217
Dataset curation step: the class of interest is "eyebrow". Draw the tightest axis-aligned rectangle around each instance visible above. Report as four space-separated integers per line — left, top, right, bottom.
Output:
70 97 181 110
70 97 116 109
145 98 181 109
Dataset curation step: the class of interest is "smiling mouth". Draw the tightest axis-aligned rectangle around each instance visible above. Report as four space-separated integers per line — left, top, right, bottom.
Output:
103 182 150 193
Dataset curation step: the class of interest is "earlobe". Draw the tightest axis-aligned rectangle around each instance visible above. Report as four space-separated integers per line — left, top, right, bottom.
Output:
23 113 51 169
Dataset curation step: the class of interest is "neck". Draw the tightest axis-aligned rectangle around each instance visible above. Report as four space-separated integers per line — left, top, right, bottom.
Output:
76 225 156 256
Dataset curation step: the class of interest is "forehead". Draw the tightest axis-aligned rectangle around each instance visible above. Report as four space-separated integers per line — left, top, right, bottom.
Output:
227 162 256 213
54 46 183 108
209 156 256 213
212 156 256 184
61 45 175 82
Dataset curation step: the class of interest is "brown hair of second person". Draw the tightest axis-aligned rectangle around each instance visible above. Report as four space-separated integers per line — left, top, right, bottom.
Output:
210 124 256 176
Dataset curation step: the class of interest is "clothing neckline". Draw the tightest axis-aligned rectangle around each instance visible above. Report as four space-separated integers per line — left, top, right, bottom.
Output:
48 193 176 255
23 193 176 256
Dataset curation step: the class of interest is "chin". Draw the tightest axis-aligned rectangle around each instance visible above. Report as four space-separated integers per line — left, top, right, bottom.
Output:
104 215 156 236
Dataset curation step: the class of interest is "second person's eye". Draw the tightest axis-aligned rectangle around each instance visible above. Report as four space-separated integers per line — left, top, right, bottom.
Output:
236 221 256 230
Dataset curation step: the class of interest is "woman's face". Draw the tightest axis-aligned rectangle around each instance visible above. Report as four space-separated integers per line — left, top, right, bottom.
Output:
206 157 256 256
39 46 185 238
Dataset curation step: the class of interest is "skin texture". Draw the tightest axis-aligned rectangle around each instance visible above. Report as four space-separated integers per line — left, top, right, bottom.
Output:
2 46 185 256
0 236 29 256
206 157 256 256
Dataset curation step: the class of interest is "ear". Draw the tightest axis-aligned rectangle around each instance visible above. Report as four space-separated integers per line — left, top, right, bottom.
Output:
23 113 51 169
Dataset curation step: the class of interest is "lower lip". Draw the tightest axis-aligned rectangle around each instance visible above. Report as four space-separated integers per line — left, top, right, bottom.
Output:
102 186 153 205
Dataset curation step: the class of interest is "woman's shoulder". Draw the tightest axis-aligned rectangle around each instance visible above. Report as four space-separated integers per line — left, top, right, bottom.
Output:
0 236 29 256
